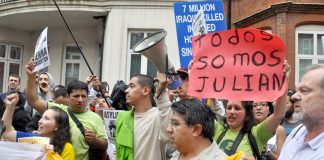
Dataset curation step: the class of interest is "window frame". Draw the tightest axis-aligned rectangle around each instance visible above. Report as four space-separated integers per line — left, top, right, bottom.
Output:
0 43 23 92
295 25 324 84
61 44 82 86
126 30 159 81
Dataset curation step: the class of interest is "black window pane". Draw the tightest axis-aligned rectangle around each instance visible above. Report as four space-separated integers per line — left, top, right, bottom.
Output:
130 54 141 78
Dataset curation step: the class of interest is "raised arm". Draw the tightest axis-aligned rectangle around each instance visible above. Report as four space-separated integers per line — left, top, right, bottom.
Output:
154 73 172 143
265 62 291 134
2 93 19 141
25 58 47 114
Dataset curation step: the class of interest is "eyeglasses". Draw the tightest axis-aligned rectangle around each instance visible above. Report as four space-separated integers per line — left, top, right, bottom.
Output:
253 103 268 108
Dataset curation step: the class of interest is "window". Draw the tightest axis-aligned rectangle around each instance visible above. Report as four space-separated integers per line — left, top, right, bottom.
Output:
0 43 23 92
296 25 324 84
128 31 158 79
62 46 81 86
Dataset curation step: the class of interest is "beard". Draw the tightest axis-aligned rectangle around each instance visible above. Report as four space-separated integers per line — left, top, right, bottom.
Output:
293 100 324 129
285 106 294 119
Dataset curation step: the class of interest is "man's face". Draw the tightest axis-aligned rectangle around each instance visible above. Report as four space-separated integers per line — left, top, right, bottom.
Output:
292 68 324 127
68 89 88 113
125 77 145 106
8 76 20 91
178 79 191 100
166 112 193 151
38 74 49 91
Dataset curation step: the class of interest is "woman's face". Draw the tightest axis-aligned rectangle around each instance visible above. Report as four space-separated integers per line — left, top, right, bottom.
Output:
37 109 58 138
252 101 270 123
226 101 246 131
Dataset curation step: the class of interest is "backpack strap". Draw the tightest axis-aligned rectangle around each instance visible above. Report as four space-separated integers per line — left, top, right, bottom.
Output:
247 130 261 160
67 109 85 135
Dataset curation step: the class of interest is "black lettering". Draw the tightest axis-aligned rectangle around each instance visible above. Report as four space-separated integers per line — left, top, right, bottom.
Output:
252 51 266 66
197 56 208 70
232 76 242 91
259 73 269 91
211 33 221 47
211 55 225 69
244 31 255 42
273 73 286 90
244 74 253 91
213 77 225 92
268 50 281 66
233 53 250 66
228 29 239 45
196 76 209 92
194 35 206 48
260 31 273 41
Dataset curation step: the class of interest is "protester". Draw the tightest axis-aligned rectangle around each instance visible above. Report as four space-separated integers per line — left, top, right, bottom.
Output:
167 99 227 160
116 74 171 160
25 58 108 160
25 72 55 117
252 102 286 160
0 74 25 108
26 85 69 133
213 63 290 159
0 91 30 132
279 65 324 160
2 93 75 160
280 89 300 136
169 67 193 102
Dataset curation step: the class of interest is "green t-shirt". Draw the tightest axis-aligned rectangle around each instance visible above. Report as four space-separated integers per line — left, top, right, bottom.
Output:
48 102 107 160
213 120 273 156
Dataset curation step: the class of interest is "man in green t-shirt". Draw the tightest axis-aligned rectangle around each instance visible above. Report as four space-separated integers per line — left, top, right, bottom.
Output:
25 58 108 160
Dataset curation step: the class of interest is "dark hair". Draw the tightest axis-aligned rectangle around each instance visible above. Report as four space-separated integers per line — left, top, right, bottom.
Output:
8 74 20 82
52 85 67 99
133 74 156 106
67 80 89 95
49 106 71 154
171 99 215 141
229 101 254 133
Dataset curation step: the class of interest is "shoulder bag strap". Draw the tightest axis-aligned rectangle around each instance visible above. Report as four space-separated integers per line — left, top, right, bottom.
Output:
228 129 245 156
216 129 227 144
247 130 261 160
67 109 85 135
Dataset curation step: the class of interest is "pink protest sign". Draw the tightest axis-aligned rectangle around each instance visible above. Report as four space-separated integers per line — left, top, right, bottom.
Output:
188 28 286 101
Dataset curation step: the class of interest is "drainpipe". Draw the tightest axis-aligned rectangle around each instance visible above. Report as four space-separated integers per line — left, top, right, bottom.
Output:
227 0 232 29
93 15 107 81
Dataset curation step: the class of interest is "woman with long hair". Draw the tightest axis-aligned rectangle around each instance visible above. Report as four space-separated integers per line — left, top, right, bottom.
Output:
213 63 290 160
2 93 75 160
252 102 286 160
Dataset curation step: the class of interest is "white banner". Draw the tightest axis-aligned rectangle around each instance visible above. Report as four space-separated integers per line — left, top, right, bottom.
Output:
0 141 46 160
33 27 50 72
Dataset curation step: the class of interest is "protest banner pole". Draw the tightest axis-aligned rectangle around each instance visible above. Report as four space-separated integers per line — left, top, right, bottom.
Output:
52 0 110 106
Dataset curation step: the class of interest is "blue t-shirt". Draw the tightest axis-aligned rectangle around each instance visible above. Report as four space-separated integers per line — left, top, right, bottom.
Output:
16 131 39 142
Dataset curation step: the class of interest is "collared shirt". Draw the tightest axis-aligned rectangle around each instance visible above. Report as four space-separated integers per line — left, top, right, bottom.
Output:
279 125 324 160
171 141 228 160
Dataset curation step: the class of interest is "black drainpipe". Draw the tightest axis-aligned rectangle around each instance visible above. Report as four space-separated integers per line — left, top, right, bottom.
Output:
93 15 107 81
227 0 232 29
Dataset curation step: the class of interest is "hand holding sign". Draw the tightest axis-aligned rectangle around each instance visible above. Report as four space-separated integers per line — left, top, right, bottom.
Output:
188 28 287 101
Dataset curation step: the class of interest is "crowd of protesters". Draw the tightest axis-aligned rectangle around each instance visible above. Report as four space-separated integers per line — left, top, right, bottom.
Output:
0 57 323 160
